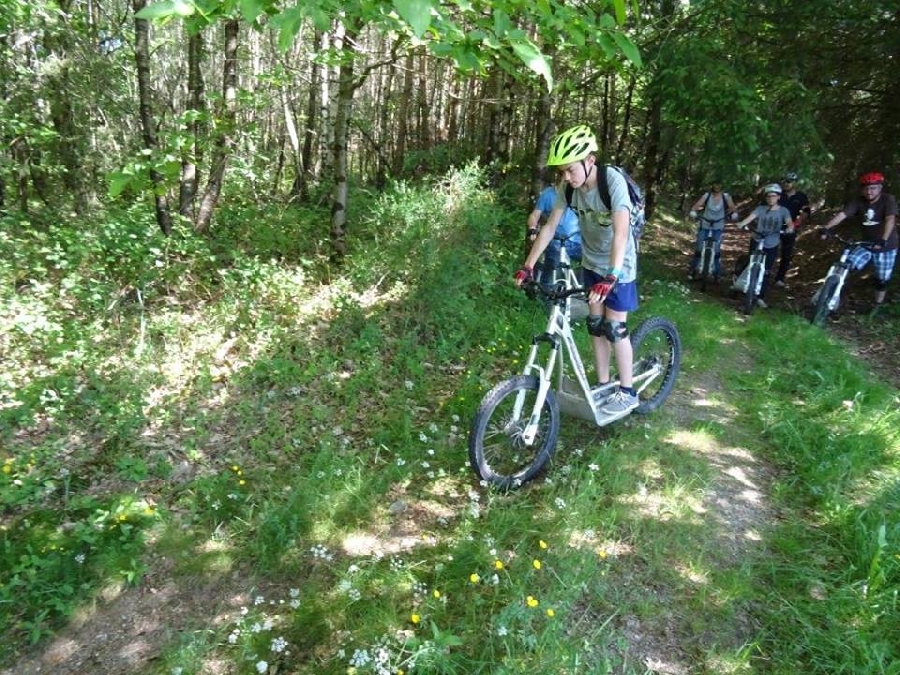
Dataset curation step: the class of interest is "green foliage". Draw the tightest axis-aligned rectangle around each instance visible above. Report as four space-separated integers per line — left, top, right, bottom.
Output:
2 175 899 675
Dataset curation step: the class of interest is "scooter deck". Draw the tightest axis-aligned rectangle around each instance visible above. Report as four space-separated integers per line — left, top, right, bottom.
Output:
557 377 632 426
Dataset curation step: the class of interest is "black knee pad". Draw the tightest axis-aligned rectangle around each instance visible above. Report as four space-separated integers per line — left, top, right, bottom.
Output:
587 316 629 342
604 319 629 343
586 315 605 337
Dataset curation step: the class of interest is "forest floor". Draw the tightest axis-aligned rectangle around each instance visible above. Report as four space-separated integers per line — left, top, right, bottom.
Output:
5 216 898 675
665 221 900 389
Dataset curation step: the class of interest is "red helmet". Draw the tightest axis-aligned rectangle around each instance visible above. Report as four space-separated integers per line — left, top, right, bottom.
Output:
858 171 885 185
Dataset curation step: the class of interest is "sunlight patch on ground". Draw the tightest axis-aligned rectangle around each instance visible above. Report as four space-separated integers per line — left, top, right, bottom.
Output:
674 561 710 585
341 490 462 558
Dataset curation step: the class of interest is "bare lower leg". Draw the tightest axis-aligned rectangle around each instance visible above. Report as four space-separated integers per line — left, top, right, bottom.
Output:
876 289 886 304
614 338 634 388
592 335 611 384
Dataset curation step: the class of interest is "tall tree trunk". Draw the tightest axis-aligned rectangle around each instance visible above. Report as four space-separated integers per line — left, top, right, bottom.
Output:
292 29 323 201
484 68 503 165
329 19 361 263
531 87 553 198
132 0 172 236
614 75 635 166
392 53 414 175
374 59 394 188
180 31 205 217
281 83 301 196
196 19 239 233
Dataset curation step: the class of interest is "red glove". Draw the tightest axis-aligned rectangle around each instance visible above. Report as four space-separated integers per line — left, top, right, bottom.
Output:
514 265 534 285
590 274 618 302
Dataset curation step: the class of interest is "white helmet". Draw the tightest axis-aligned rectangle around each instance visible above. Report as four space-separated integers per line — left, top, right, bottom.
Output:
764 183 782 195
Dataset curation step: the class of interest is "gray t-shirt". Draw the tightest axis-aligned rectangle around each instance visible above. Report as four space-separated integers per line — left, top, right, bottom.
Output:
700 192 730 230
554 167 638 282
750 205 791 248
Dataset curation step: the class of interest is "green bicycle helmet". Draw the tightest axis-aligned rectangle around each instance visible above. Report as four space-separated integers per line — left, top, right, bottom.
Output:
546 125 598 166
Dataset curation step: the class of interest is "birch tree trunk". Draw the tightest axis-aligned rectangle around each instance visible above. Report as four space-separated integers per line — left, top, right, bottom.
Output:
180 31 205 217
329 19 361 263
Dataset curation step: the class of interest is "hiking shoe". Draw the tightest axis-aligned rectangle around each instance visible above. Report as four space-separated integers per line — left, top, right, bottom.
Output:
756 298 768 308
774 280 786 288
600 389 639 415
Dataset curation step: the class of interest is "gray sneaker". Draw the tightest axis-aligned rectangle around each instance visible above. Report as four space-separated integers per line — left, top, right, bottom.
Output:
600 389 639 415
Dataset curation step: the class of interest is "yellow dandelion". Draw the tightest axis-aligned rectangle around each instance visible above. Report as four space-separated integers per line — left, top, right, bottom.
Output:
494 560 504 570
546 608 555 617
539 539 548 549
598 549 608 560
469 573 480 584
532 559 542 570
232 464 239 472
2 465 10 475
526 595 539 608
432 589 441 599
239 479 246 485
410 614 420 624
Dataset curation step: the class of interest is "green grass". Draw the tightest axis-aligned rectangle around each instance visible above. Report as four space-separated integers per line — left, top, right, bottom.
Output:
1 165 898 674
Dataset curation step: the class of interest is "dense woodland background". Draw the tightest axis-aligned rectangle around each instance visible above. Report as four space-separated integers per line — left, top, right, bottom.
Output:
2 0 899 255
3 3 900 673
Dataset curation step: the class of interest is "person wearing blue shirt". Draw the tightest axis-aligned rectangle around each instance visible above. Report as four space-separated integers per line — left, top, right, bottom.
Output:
527 167 581 288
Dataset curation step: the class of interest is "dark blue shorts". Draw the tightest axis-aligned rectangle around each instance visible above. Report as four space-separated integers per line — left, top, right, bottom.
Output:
583 268 639 312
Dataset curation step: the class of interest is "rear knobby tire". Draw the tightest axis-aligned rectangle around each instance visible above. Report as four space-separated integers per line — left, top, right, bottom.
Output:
812 276 839 327
630 317 682 414
743 265 761 315
468 375 560 489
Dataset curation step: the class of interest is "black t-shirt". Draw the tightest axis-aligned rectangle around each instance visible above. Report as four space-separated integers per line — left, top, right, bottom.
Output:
842 193 899 250
779 191 810 223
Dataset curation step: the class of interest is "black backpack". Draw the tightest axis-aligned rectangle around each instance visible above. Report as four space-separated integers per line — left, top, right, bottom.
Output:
566 165 646 245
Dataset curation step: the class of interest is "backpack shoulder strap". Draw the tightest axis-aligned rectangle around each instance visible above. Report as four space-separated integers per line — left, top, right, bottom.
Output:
598 165 612 210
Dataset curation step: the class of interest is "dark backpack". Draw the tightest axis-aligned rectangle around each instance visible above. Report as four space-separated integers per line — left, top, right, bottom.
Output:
566 165 646 245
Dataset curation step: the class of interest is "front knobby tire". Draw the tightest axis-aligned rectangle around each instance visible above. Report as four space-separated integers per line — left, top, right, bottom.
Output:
812 276 839 327
743 265 761 315
699 245 713 292
468 375 560 489
630 317 682 414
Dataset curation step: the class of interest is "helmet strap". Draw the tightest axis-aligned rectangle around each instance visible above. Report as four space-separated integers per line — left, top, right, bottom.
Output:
576 159 594 189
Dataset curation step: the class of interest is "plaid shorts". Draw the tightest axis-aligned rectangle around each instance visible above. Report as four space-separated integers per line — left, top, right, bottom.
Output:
846 246 898 281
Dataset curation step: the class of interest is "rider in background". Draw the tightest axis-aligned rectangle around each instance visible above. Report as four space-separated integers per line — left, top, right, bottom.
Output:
516 124 640 416
734 183 793 308
527 167 581 290
686 179 738 281
774 172 811 288
820 172 898 313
